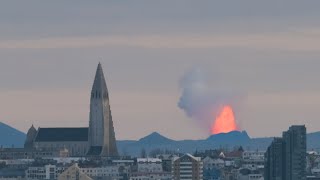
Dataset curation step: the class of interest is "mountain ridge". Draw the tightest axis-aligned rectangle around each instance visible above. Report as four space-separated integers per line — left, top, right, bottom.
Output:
0 122 26 148
117 130 320 156
0 122 319 157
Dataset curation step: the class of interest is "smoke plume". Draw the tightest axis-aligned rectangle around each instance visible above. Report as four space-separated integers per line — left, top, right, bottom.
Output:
178 68 241 134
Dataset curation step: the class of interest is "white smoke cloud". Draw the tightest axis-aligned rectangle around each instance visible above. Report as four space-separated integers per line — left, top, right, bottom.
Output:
178 67 243 134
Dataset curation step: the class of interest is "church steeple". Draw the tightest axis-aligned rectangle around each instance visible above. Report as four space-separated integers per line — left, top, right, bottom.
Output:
87 63 118 156
24 124 37 149
91 62 108 98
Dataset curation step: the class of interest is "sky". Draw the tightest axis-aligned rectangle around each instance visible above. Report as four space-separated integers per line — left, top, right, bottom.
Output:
1 0 320 140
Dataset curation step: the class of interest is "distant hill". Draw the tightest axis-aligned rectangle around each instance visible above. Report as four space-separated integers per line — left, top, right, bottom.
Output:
0 122 26 148
307 131 320 151
138 132 175 145
117 131 252 156
117 131 320 156
207 131 250 144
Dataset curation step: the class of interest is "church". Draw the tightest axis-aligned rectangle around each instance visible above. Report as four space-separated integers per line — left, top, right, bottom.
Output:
24 63 118 157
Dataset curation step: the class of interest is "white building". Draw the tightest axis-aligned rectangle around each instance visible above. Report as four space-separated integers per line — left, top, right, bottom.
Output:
242 151 265 170
242 151 265 161
26 164 122 180
202 156 225 170
137 158 163 173
225 160 236 167
26 164 66 180
112 159 135 166
80 166 121 179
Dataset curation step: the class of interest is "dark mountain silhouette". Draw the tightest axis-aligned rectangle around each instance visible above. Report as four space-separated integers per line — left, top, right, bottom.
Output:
118 131 320 156
207 131 250 144
117 130 253 156
138 132 175 145
1 122 319 156
0 122 26 148
307 131 320 151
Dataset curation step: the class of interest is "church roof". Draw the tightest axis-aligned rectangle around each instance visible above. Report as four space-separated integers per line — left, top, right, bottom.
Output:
26 124 37 138
91 62 108 97
34 127 88 142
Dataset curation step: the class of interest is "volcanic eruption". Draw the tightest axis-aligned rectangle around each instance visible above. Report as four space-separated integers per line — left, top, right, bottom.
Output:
211 105 239 134
178 68 242 134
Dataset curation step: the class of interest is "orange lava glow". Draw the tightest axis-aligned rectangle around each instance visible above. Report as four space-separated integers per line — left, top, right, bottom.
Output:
211 105 238 134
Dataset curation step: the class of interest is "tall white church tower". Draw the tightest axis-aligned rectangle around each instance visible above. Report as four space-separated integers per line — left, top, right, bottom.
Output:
87 63 118 156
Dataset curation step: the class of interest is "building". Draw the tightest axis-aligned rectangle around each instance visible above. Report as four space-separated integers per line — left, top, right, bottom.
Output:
283 125 307 180
33 128 89 157
26 164 66 180
202 156 223 180
242 151 265 161
137 158 163 173
0 148 58 160
79 166 121 179
307 152 320 178
111 160 135 167
58 164 92 180
156 154 178 172
242 151 265 171
24 63 118 157
24 125 37 150
236 168 264 180
172 154 203 180
0 168 25 180
202 156 225 169
87 63 118 156
264 138 285 180
129 172 171 180
265 125 306 180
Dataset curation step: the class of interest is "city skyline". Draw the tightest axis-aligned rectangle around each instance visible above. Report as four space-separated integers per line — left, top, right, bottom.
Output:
0 1 318 180
1 1 320 140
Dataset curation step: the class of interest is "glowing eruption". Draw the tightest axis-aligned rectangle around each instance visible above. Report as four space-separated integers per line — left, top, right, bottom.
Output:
211 105 238 134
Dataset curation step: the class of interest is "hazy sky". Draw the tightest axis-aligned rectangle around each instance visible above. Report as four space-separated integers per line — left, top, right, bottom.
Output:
1 0 320 140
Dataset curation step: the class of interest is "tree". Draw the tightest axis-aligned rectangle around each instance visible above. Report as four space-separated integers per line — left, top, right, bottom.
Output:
141 148 147 158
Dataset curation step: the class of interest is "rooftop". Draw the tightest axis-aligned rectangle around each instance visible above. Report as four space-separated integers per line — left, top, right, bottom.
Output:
35 127 88 142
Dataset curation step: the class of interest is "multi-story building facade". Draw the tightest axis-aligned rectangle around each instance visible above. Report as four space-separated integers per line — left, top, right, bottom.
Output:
202 156 224 180
80 166 121 179
137 158 163 173
242 151 265 171
172 154 203 180
26 163 124 180
265 125 306 180
283 125 307 180
26 165 66 180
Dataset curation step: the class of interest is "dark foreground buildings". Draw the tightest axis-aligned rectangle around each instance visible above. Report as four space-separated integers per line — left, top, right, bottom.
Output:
265 125 307 180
